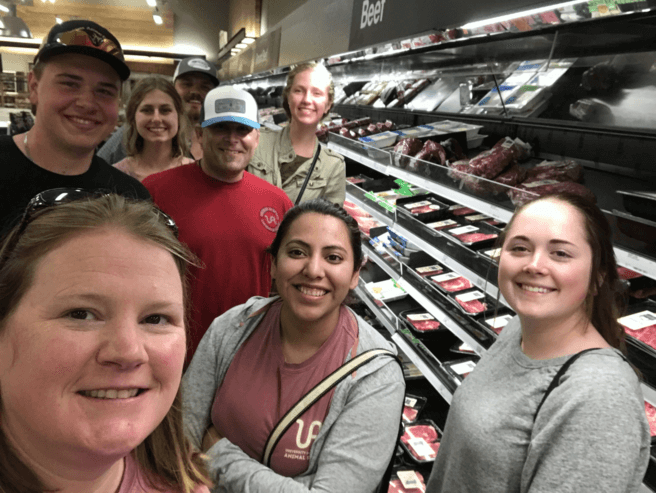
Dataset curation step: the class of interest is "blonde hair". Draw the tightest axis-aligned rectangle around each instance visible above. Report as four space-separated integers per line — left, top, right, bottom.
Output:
124 77 191 159
282 62 334 121
0 194 210 493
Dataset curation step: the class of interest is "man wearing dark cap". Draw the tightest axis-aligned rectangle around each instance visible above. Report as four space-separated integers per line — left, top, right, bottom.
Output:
98 56 218 164
0 20 150 237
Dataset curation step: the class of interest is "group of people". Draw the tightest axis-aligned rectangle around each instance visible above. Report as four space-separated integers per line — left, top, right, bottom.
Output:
0 16 651 493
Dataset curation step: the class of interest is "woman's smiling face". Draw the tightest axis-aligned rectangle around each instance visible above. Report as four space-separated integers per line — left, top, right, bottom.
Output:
498 199 594 327
271 212 360 329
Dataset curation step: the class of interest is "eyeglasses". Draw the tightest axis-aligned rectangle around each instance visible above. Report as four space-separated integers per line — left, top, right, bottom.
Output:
42 27 125 62
15 188 178 239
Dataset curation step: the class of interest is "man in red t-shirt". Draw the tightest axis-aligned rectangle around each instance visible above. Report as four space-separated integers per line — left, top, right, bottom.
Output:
144 87 293 361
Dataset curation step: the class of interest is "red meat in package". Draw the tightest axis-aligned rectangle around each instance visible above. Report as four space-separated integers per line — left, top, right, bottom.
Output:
468 146 516 180
645 402 656 437
447 160 473 181
493 136 530 162
508 180 596 207
432 273 473 292
619 310 656 350
526 159 583 183
454 232 498 244
343 200 371 218
618 267 643 280
401 424 440 462
406 313 441 332
455 291 488 314
414 140 447 166
389 471 426 493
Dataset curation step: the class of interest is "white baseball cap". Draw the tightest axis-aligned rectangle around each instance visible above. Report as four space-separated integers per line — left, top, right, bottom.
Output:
201 86 260 129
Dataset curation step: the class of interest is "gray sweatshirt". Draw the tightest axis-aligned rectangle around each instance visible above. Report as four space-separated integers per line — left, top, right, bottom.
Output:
426 316 651 493
182 296 405 493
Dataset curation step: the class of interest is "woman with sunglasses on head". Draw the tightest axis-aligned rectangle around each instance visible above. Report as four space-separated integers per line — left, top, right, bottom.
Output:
248 63 346 205
114 77 194 182
0 190 211 493
183 198 405 492
426 193 650 493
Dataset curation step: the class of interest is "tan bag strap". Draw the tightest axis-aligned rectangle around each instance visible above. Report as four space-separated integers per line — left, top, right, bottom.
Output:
262 348 398 467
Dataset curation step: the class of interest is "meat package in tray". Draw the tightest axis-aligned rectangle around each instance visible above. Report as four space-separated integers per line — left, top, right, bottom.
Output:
444 222 499 248
430 271 474 294
477 246 502 263
475 311 515 336
644 401 656 444
400 308 444 338
448 289 494 317
400 420 442 464
402 394 428 423
396 195 449 223
389 469 427 492
443 357 479 384
618 300 656 353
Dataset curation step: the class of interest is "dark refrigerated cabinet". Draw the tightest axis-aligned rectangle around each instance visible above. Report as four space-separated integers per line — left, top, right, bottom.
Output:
229 9 656 490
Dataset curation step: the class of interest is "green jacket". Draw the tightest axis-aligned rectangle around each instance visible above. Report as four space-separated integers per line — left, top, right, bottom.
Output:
248 125 346 205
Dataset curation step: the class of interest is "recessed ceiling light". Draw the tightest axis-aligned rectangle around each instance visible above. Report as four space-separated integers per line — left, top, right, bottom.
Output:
146 0 157 5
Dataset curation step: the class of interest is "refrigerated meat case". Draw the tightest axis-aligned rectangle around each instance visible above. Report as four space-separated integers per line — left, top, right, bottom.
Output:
230 9 656 489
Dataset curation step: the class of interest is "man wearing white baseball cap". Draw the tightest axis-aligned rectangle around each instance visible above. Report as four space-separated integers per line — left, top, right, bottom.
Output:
143 86 293 362
98 56 218 164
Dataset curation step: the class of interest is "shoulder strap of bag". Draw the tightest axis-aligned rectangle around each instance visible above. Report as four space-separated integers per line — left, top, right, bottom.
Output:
262 347 398 467
294 143 321 205
533 347 601 421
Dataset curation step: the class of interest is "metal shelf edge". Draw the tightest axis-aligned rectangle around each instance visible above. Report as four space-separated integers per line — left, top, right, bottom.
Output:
327 141 390 175
392 332 453 404
353 284 397 336
642 382 656 408
615 247 656 281
345 191 395 228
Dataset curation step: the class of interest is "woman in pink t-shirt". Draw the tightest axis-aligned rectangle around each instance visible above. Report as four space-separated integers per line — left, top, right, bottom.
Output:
184 198 405 492
0 191 211 492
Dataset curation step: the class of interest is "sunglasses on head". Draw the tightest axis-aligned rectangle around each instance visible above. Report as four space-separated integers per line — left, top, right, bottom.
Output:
37 26 125 65
11 188 178 246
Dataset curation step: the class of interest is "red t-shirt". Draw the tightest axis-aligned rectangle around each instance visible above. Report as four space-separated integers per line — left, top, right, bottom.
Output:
212 300 358 477
143 164 293 361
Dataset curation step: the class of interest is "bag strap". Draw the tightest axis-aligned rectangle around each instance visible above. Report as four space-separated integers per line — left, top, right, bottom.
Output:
533 347 600 421
294 143 321 206
262 348 398 467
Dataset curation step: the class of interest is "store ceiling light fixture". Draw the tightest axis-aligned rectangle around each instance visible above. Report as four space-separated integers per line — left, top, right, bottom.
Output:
153 7 163 25
55 15 63 24
146 0 157 6
461 0 589 29
0 4 8 12
0 4 32 38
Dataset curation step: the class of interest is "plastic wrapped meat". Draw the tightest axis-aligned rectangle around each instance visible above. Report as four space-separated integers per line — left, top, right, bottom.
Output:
508 180 597 207
441 137 466 161
526 160 583 183
354 216 383 235
494 164 527 187
367 123 379 135
618 267 643 280
356 127 371 138
343 200 371 218
389 472 426 493
447 160 472 181
401 424 440 462
622 322 656 350
394 138 424 168
432 274 473 292
456 297 488 314
377 120 396 132
414 140 447 166
406 313 441 332
403 406 419 422
468 146 516 180
645 402 656 437
493 137 531 162
453 232 498 244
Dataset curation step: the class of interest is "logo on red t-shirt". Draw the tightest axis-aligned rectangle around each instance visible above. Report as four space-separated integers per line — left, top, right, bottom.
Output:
260 207 281 232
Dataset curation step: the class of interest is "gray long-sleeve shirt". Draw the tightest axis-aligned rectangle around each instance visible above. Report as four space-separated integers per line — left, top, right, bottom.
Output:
182 296 405 493
427 316 651 493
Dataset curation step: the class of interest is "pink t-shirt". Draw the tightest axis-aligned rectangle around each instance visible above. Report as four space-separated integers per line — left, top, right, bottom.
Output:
118 453 210 492
212 300 358 477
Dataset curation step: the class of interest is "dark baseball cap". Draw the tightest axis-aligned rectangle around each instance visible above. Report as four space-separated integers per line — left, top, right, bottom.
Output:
34 20 130 81
174 57 219 86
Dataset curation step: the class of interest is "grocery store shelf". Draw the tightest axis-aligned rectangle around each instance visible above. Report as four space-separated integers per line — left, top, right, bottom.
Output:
615 246 656 283
396 277 488 356
643 383 656 408
386 166 514 223
353 283 397 336
392 331 453 405
362 241 401 280
327 141 389 175
346 191 394 229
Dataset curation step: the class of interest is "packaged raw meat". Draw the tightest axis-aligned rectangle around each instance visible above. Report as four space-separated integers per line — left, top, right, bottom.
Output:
414 140 447 166
393 138 424 168
367 123 379 134
508 180 597 206
645 401 656 437
406 313 441 332
431 272 473 292
402 394 428 423
415 264 444 277
455 232 498 245
389 470 426 492
401 421 441 462
447 160 473 181
617 267 643 280
619 310 656 350
492 164 528 190
441 137 466 161
427 219 459 231
455 291 488 314
354 216 383 235
450 205 477 216
468 146 516 180
445 359 477 380
493 136 531 162
483 314 514 335
343 200 371 218
526 159 583 183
